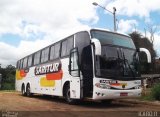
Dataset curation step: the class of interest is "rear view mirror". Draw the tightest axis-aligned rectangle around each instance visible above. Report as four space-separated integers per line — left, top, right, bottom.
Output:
91 38 101 55
139 48 151 63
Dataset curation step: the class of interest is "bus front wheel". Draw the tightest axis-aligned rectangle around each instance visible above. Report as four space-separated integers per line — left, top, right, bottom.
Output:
64 85 76 104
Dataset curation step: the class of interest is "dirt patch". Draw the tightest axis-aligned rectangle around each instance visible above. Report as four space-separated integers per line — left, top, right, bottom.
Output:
0 91 160 117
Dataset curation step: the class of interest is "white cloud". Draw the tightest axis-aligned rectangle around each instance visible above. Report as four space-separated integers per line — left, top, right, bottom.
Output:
1 0 160 67
0 39 52 67
106 0 160 18
153 33 160 57
0 0 101 67
117 19 138 33
0 0 99 36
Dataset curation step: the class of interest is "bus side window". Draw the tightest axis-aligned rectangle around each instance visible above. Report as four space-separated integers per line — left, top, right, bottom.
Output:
41 49 45 63
23 57 28 68
28 55 33 67
61 40 67 57
66 37 74 55
75 32 90 63
20 59 23 69
41 47 49 63
61 36 74 57
50 43 60 60
34 51 41 65
69 48 80 77
54 43 60 59
16 61 20 69
50 45 55 60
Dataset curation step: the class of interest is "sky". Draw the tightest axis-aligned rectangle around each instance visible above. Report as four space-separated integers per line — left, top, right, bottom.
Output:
0 0 160 67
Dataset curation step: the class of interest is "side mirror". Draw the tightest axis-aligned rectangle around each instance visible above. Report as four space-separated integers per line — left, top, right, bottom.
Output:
139 48 151 63
91 38 101 55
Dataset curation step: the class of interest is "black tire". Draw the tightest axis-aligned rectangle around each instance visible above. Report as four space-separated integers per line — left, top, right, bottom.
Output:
26 84 32 97
64 85 77 104
21 85 26 96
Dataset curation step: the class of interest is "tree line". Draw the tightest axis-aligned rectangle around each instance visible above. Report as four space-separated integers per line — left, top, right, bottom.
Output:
129 31 158 74
0 65 16 90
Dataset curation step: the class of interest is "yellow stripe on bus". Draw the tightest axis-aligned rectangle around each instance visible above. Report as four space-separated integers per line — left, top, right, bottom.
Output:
16 70 23 80
40 77 55 87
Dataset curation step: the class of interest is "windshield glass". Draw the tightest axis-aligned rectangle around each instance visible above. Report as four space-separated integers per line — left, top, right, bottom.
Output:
91 30 140 79
91 30 135 49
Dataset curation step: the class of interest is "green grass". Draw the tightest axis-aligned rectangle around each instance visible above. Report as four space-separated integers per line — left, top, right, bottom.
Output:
151 83 160 101
141 83 160 101
0 90 15 92
140 95 155 101
140 88 154 101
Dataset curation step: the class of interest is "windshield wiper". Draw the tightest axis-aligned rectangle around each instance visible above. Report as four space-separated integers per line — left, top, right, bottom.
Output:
122 51 135 77
117 49 124 75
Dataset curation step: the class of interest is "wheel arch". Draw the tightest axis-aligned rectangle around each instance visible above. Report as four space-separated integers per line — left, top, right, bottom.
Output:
21 82 25 92
26 82 31 92
26 82 30 87
63 81 70 97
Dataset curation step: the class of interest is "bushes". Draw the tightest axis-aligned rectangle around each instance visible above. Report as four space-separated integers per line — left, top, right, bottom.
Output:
1 82 15 90
0 65 16 90
151 83 160 101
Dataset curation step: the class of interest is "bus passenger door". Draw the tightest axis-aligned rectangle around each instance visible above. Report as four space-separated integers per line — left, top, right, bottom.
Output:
69 48 81 99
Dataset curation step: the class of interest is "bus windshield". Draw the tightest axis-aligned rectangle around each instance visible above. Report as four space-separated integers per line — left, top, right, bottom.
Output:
91 30 140 79
91 30 135 48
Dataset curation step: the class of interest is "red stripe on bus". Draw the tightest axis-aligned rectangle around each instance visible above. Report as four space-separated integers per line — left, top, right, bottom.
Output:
46 70 63 80
110 83 120 86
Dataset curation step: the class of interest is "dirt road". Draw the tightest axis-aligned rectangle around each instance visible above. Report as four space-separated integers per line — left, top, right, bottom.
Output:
0 91 160 117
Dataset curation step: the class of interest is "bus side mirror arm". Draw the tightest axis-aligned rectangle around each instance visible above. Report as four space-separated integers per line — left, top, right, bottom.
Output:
139 48 151 63
91 38 101 55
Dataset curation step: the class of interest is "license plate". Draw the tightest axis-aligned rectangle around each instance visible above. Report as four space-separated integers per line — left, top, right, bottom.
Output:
120 92 128 96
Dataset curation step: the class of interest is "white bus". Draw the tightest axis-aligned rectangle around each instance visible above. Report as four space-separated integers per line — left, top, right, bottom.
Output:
16 28 151 104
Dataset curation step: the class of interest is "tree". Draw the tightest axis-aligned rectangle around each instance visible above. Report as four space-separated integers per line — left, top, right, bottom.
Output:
0 65 16 90
146 24 157 45
129 31 142 48
129 31 156 74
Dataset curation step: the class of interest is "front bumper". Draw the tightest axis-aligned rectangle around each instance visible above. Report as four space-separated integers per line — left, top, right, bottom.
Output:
92 88 142 100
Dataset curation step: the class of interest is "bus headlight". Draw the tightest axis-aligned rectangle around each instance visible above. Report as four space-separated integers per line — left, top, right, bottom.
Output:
134 81 141 85
134 86 141 89
105 86 111 89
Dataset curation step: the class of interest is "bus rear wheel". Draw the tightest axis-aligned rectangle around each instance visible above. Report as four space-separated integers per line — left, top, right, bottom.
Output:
26 84 32 97
64 85 76 104
21 85 26 96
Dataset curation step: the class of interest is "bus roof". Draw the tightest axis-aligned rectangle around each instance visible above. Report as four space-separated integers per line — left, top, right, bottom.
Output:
90 28 131 38
17 28 131 61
